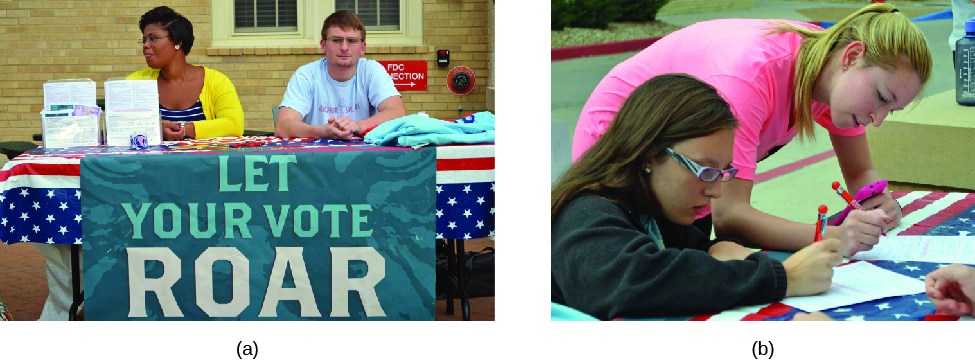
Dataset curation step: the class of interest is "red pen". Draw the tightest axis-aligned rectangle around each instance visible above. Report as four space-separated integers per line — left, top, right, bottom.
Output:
832 181 865 211
815 205 827 242
832 181 886 235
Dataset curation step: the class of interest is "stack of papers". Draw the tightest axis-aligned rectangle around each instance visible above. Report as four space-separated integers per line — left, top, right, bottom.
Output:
852 236 975 264
780 262 925 312
43 81 96 110
41 80 100 148
104 80 162 146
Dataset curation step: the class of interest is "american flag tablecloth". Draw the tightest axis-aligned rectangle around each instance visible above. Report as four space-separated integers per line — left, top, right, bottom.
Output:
620 191 975 321
0 137 494 245
435 144 495 241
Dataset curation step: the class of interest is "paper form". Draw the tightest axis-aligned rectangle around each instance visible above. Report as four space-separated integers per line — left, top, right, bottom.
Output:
43 81 96 110
780 262 925 312
41 111 100 148
851 236 975 265
104 111 162 146
105 80 159 112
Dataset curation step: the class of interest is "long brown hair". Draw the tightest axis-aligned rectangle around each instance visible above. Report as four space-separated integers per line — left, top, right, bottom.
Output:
552 74 739 219
767 3 932 142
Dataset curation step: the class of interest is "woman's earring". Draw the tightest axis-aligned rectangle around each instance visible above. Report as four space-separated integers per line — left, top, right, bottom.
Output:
175 45 180 50
843 66 848 70
645 168 651 174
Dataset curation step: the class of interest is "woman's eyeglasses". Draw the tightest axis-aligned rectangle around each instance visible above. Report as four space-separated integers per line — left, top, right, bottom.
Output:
138 35 170 45
665 148 738 182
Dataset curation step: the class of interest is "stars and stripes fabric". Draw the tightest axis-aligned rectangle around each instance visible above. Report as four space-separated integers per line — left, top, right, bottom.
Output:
1 138 495 245
0 157 83 245
670 260 971 322
8 136 369 161
0 186 82 245
168 136 370 148
614 191 975 321
435 144 495 241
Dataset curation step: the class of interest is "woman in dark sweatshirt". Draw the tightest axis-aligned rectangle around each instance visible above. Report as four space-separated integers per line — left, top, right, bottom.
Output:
551 74 844 320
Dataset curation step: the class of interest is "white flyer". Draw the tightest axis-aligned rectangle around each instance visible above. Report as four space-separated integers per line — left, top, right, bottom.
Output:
41 110 100 148
104 80 159 112
104 110 163 147
43 81 97 110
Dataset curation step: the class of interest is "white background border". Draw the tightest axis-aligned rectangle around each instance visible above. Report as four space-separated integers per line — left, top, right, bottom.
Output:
7 1 971 358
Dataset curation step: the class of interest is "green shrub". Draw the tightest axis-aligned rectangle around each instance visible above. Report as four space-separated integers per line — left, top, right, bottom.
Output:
618 0 671 23
552 0 671 30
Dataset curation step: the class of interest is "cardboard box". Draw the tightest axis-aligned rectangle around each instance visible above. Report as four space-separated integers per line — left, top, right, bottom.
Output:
867 90 975 190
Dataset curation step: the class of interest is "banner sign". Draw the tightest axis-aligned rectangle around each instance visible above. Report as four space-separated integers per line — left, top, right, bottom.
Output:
82 146 436 320
377 60 428 91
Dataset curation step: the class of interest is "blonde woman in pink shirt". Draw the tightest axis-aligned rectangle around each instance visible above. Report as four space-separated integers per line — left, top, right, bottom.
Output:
573 4 931 257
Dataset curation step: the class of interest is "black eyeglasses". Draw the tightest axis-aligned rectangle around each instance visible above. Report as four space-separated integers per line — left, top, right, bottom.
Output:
327 37 362 45
665 148 738 182
138 35 169 45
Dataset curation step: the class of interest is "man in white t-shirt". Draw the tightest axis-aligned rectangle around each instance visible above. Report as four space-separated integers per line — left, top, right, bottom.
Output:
275 10 406 139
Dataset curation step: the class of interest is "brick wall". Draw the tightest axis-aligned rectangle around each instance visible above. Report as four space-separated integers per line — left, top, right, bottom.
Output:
657 0 756 16
487 0 493 111
0 0 493 143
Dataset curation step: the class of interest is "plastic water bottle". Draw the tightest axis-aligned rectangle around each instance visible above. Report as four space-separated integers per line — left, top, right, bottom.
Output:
957 17 975 106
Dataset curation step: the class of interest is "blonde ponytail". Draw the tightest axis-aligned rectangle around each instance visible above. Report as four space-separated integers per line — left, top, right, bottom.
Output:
767 3 931 141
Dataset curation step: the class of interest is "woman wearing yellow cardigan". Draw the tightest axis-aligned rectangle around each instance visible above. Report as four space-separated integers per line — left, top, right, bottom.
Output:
127 6 244 140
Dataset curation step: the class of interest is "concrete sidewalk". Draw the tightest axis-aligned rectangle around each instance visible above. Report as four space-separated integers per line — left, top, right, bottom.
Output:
551 1 957 227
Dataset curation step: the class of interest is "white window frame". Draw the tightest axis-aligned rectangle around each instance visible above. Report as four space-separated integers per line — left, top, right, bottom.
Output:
211 0 423 48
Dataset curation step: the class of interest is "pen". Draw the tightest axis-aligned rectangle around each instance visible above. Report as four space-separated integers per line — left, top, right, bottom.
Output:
815 205 827 242
230 140 267 148
831 181 865 211
831 181 886 236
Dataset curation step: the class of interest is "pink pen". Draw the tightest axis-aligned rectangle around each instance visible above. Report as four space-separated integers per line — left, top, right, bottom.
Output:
832 181 886 236
832 182 865 211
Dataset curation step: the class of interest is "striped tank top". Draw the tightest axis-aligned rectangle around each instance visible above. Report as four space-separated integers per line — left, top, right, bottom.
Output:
159 99 206 122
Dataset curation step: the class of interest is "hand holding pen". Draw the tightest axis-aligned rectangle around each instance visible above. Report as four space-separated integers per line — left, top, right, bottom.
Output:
856 191 903 230
831 208 889 257
832 182 865 211
784 234 843 297
814 205 827 242
832 181 885 236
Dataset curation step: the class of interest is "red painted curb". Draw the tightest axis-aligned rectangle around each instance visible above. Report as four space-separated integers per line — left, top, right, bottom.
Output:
753 149 836 184
552 37 661 62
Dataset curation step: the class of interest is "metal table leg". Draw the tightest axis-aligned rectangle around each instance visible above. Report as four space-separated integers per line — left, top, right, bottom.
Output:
68 244 83 321
445 238 455 316
455 239 470 321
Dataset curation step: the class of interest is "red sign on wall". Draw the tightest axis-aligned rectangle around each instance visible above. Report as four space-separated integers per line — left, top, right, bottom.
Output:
377 60 428 91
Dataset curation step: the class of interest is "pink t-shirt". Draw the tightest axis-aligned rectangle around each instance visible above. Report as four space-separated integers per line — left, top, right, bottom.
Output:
573 18 865 183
